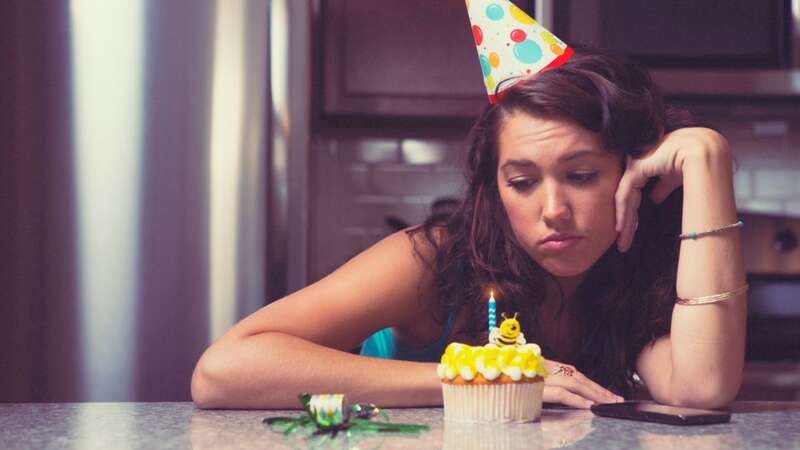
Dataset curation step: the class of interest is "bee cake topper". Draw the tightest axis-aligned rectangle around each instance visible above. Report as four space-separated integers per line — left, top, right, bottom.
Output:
489 312 527 347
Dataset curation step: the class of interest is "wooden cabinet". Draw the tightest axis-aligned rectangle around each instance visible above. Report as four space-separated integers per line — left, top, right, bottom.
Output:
738 362 800 401
320 0 534 118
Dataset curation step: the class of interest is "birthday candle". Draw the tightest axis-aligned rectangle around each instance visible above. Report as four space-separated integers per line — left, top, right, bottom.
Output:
488 291 496 331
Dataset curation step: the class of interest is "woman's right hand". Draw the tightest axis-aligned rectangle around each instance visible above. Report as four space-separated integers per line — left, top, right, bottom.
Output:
542 360 625 409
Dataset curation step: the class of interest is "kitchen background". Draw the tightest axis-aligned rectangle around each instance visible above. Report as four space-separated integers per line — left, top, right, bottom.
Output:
2 0 799 403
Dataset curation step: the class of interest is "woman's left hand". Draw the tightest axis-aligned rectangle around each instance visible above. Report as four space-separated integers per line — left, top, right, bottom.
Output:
614 127 729 252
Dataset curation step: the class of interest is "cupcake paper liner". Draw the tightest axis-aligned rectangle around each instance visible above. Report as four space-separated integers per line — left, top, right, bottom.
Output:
441 381 544 423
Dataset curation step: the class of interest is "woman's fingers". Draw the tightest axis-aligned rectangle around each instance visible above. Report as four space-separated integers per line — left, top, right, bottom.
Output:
551 372 620 406
544 361 624 407
572 371 625 404
615 156 649 252
615 181 640 252
615 157 638 232
614 159 632 233
620 190 641 252
544 386 594 409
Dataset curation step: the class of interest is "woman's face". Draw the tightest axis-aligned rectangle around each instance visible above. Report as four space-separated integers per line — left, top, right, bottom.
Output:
496 112 623 279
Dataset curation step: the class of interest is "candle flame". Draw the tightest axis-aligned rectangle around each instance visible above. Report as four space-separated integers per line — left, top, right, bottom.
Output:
484 286 500 301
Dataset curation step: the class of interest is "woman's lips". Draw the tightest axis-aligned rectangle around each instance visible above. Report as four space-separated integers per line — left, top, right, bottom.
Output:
540 237 582 251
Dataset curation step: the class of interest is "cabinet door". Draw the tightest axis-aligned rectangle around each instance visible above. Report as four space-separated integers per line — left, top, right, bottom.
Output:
322 0 511 118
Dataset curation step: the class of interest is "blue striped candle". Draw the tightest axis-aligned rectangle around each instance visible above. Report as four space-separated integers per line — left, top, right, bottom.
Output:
488 291 496 331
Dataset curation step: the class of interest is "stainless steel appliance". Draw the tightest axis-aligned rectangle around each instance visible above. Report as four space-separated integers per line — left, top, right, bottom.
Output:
738 213 800 400
0 0 311 402
741 213 800 361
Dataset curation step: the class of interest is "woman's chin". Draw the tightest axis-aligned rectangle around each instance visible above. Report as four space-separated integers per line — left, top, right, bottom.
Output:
531 241 614 279
545 267 588 278
536 259 593 278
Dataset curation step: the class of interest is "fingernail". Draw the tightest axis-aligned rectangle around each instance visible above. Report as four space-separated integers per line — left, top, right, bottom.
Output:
616 396 625 402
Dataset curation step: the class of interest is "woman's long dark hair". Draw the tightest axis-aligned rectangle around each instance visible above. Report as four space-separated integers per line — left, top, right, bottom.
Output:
410 48 696 396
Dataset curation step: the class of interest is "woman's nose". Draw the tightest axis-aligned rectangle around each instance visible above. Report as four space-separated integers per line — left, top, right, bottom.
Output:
541 182 572 222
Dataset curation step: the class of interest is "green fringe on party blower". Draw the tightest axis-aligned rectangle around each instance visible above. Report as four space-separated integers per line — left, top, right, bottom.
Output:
263 393 429 438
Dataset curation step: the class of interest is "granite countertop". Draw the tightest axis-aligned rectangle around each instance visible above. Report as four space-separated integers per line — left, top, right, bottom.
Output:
1 402 799 450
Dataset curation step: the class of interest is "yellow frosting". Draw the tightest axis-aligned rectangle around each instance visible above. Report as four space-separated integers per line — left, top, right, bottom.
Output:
437 342 548 382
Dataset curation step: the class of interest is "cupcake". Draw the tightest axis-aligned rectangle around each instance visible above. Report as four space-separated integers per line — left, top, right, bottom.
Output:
438 314 548 423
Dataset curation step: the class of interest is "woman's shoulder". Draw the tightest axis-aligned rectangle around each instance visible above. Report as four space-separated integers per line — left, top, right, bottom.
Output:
348 226 443 293
404 223 450 259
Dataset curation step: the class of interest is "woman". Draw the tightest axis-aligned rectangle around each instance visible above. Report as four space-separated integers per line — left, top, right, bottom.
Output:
191 49 746 410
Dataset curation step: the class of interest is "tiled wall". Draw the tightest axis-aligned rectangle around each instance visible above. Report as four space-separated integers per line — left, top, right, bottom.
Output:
715 118 800 216
309 117 800 282
309 134 466 281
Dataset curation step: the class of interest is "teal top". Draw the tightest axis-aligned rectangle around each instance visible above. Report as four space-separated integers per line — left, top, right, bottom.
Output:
359 313 456 362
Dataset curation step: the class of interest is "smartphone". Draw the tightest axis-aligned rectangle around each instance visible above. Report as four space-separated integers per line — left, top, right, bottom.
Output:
590 401 731 426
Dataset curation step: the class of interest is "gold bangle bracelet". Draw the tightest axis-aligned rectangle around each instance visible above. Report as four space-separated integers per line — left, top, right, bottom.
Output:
675 284 749 306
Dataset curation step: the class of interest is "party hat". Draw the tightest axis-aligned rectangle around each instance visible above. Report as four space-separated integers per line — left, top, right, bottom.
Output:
465 0 573 103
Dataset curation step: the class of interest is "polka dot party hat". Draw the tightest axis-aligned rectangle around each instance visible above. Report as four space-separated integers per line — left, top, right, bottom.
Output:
465 0 573 103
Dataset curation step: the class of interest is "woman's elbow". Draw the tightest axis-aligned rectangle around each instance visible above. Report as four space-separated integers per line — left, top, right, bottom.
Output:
191 348 229 409
667 376 742 410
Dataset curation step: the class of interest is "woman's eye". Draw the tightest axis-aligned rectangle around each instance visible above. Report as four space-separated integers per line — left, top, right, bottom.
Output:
568 172 597 184
506 178 537 191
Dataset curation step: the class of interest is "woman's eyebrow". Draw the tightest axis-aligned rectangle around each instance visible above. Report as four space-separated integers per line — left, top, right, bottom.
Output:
500 149 602 170
558 149 603 163
500 159 535 170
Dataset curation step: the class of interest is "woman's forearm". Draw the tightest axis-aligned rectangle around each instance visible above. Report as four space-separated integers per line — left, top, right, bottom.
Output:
191 331 442 409
669 134 747 406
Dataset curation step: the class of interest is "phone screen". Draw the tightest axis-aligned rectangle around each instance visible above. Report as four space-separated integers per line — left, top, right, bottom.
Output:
591 401 731 426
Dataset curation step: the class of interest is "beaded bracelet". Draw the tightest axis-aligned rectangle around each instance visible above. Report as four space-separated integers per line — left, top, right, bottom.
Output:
676 284 749 306
679 220 743 240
